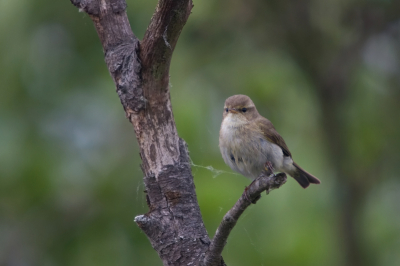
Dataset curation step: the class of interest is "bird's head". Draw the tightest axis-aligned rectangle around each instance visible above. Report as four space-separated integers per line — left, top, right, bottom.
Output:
222 94 259 121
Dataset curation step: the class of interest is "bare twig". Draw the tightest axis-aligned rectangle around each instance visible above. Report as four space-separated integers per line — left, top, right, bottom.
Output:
201 171 287 266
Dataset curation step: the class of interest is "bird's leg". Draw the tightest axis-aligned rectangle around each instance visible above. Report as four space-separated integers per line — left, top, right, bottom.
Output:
263 161 276 194
243 163 275 203
264 161 275 177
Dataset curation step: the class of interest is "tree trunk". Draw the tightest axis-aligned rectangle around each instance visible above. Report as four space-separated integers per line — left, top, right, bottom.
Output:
69 0 213 265
69 1 287 265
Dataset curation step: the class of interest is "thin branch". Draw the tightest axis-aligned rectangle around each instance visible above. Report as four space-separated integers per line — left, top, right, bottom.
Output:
201 171 287 266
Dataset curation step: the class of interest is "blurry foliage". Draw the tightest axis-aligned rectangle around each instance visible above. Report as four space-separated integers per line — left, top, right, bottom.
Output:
0 0 400 265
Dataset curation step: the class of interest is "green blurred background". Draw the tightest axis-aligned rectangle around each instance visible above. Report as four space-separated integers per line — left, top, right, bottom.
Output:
1 0 400 265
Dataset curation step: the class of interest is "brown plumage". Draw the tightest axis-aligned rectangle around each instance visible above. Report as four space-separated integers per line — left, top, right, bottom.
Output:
219 94 320 188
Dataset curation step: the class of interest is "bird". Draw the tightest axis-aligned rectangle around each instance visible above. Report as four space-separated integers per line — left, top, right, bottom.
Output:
219 94 320 188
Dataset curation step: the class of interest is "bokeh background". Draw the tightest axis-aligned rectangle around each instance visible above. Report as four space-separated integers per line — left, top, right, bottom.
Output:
1 0 400 265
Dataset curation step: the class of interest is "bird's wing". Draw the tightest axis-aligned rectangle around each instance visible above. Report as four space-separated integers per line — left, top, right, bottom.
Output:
256 117 292 157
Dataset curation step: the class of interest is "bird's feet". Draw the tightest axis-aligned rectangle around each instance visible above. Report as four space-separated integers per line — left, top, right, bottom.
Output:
243 164 275 203
264 161 275 176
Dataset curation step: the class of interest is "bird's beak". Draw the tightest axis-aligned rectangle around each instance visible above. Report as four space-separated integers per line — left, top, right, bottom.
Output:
228 108 238 114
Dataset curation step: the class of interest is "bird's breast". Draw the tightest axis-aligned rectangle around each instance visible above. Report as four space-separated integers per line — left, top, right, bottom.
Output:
219 115 290 179
219 117 273 179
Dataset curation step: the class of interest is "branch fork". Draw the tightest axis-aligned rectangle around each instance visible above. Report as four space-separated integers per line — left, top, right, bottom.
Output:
70 0 287 265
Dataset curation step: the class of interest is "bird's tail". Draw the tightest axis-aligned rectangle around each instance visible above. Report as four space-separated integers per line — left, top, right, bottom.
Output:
290 162 321 189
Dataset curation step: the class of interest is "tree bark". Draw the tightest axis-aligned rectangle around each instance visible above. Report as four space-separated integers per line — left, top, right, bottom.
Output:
70 1 287 265
70 1 212 265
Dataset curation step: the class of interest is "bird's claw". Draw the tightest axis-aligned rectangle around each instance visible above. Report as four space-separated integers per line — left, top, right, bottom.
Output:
264 161 274 174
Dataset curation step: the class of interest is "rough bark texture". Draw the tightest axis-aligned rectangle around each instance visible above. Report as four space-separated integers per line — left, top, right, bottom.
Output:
70 1 287 265
70 1 212 265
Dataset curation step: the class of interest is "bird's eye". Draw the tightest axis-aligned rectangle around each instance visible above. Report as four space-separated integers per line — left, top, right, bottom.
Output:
225 108 228 113
241 108 247 113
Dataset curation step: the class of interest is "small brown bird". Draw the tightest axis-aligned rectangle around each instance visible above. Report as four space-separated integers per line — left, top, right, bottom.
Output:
219 95 320 188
